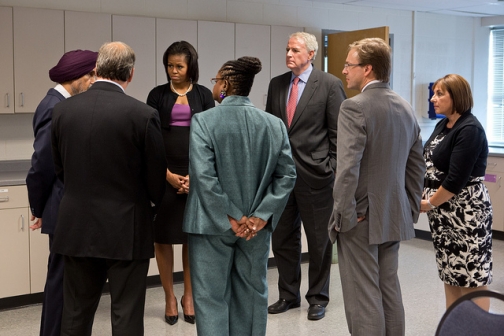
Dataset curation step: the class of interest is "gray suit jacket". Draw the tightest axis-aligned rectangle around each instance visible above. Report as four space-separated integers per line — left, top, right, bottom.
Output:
329 82 425 244
183 96 296 235
266 67 346 189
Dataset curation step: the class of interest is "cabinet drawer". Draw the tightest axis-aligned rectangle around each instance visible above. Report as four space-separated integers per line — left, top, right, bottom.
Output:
0 185 28 209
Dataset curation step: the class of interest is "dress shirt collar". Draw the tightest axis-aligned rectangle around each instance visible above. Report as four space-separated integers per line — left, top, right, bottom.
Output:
291 64 313 83
361 80 382 92
54 84 71 99
94 79 125 92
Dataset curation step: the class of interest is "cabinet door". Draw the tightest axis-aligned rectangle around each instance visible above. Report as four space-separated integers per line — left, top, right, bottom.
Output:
197 21 235 95
155 19 197 86
13 7 64 113
0 208 30 298
113 15 156 103
236 24 270 110
29 229 49 293
65 11 112 52
0 7 14 114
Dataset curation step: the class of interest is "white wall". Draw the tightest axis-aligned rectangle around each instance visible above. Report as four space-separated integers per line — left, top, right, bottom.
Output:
0 0 488 160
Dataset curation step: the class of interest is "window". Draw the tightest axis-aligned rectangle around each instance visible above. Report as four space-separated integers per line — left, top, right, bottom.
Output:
488 28 504 144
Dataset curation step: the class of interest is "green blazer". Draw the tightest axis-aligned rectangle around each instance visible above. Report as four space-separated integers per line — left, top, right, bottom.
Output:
183 96 296 235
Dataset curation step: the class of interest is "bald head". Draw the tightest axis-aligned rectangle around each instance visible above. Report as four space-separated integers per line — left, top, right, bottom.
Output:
96 42 135 82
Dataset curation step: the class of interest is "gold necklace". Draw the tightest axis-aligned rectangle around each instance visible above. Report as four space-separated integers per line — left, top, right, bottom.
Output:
170 81 192 97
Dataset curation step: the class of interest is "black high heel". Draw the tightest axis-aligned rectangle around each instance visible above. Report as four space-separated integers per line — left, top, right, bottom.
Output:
181 296 195 324
164 297 178 325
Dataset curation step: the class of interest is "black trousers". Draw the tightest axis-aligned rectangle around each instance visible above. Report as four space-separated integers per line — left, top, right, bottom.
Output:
60 256 149 336
271 176 334 306
40 234 64 336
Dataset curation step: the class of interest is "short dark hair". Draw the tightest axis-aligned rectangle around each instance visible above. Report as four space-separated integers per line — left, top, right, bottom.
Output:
433 74 473 115
162 41 199 83
349 38 391 83
96 42 135 82
219 56 262 96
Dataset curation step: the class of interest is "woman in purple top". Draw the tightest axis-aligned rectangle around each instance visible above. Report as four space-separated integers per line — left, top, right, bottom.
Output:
147 41 214 325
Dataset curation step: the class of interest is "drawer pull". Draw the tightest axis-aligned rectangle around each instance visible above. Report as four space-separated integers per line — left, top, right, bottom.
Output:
0 196 9 202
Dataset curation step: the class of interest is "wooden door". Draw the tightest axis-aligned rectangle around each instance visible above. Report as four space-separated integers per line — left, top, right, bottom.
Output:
327 27 389 98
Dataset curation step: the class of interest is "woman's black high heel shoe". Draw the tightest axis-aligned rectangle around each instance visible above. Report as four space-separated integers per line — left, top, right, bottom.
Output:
181 296 195 324
164 297 178 325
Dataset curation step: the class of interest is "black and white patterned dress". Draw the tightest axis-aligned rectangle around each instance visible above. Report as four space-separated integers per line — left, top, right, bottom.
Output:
423 129 493 287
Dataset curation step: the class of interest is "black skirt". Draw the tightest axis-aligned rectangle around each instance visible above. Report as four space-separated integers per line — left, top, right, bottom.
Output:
154 126 190 244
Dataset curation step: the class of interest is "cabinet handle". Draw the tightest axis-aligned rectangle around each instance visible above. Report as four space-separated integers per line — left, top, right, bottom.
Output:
499 176 501 190
20 214 25 231
488 162 498 168
19 92 24 107
5 93 9 108
0 196 9 202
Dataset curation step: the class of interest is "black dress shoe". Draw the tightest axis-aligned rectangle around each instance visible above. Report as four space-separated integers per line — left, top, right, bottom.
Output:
181 296 195 324
165 314 178 325
307 304 325 320
268 298 301 314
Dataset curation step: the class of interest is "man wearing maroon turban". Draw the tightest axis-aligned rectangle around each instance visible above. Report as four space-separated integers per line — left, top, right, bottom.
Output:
26 49 97 336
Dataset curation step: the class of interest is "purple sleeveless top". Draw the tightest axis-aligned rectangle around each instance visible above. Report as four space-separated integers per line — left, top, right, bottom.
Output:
170 104 192 126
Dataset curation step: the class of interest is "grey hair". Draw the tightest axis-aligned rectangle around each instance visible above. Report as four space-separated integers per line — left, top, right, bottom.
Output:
96 41 135 82
289 32 318 61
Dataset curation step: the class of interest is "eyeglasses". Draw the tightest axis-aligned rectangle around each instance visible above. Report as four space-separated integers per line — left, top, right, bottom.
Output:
343 63 363 69
210 78 224 85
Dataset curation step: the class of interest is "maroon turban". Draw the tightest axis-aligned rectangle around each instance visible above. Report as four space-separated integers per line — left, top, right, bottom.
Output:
49 49 98 83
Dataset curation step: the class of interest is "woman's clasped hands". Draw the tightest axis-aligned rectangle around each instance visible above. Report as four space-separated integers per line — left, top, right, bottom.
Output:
228 215 267 241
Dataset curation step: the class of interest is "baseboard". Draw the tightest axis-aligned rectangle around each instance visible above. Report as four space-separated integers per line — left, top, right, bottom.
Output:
0 252 311 311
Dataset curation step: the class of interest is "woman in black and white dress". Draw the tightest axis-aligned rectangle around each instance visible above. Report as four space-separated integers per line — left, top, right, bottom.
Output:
420 74 492 311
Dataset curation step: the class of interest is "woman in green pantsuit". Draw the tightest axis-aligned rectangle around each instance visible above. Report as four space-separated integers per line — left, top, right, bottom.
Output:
183 56 297 336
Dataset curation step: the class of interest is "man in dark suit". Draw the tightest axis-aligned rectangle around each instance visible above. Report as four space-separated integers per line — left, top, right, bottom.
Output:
51 41 166 336
26 49 98 336
266 32 346 320
329 38 424 335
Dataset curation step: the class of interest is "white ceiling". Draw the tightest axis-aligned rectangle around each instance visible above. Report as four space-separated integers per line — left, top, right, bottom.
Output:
313 0 504 17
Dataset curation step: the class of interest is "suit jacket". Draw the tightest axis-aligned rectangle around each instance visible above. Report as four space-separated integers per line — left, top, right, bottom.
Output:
26 88 65 235
183 96 297 235
51 81 167 260
329 82 425 245
265 67 346 189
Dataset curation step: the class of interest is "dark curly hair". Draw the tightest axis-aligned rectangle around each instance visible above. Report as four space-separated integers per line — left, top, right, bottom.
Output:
162 41 199 83
219 56 262 96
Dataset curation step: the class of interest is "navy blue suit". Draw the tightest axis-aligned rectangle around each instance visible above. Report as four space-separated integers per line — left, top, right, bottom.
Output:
26 87 66 336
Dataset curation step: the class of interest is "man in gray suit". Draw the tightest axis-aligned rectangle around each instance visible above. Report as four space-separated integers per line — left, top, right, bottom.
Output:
329 38 425 336
266 32 346 321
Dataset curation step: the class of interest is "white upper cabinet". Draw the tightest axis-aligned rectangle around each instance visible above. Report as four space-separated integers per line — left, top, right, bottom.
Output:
65 11 112 52
112 15 156 103
235 24 271 110
13 7 64 113
197 21 235 95
0 7 14 114
155 19 197 87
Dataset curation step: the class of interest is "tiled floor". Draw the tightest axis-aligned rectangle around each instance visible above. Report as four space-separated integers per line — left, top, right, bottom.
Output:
1 237 504 335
